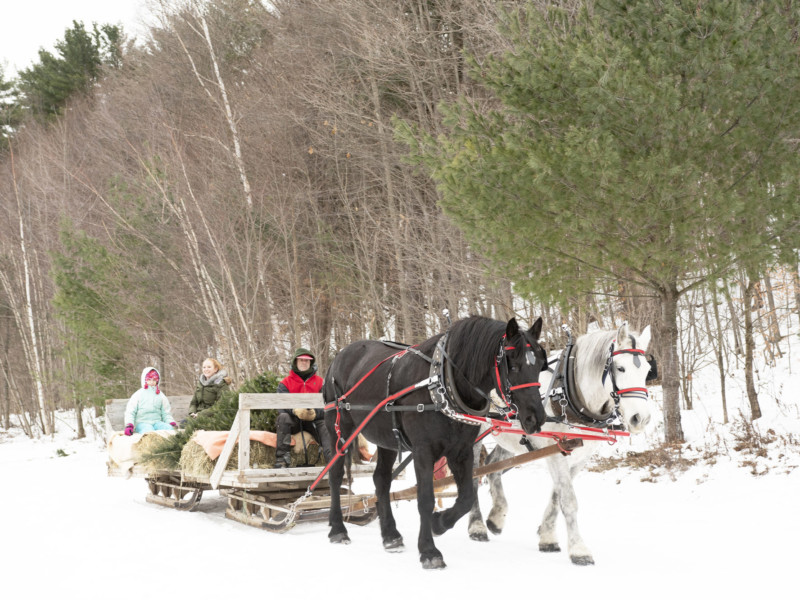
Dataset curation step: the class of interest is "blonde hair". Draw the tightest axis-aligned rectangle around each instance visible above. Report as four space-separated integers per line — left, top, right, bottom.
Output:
203 357 223 373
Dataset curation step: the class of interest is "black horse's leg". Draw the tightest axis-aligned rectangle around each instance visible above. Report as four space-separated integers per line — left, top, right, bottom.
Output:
431 444 476 537
467 443 490 541
327 417 350 544
374 447 403 551
413 447 445 569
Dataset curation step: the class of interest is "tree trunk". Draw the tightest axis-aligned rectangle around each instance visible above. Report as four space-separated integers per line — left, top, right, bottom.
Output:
709 287 729 424
1 309 9 429
742 278 763 420
658 284 685 444
7 147 51 436
723 284 743 359
762 273 783 361
792 255 800 317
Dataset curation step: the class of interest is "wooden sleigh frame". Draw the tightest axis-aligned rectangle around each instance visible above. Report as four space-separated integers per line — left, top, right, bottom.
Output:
106 393 378 531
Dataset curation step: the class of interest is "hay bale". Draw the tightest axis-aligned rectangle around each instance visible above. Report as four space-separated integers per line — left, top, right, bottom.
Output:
134 431 177 472
179 438 215 476
179 438 277 476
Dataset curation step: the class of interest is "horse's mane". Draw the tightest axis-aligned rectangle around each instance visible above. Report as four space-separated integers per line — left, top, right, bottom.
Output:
573 328 617 381
435 315 505 387
573 325 645 409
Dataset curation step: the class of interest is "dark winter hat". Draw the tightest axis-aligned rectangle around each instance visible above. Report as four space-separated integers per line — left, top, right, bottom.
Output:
292 348 316 363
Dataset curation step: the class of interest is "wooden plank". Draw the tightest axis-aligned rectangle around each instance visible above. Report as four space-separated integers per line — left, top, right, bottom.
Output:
363 438 583 507
238 409 250 481
210 411 241 489
239 393 323 410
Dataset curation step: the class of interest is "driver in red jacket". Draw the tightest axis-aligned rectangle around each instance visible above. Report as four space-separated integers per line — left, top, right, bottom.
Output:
273 348 333 468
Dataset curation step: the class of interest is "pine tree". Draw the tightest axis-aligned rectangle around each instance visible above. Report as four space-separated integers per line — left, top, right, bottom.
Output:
51 225 132 412
401 1 800 443
0 65 22 152
17 21 122 117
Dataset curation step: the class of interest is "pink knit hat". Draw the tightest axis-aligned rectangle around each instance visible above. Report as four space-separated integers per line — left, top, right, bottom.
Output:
144 369 160 394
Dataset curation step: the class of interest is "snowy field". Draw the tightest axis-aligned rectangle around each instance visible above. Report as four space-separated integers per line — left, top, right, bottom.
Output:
1 398 797 600
4 307 800 599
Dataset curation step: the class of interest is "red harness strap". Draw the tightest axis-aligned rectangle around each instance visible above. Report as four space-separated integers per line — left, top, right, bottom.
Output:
493 342 541 417
310 377 431 492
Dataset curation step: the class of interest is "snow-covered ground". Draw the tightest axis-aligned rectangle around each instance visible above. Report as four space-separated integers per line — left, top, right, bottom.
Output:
1 397 797 599
3 311 800 599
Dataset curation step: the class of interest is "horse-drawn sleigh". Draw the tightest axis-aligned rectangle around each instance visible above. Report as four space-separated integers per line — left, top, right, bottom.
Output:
106 314 654 570
105 392 379 532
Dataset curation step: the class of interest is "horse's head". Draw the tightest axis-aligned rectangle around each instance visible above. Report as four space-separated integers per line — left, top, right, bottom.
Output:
501 317 547 435
603 322 652 434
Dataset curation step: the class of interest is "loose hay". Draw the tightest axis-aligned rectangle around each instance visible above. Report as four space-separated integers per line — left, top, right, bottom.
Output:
179 434 324 477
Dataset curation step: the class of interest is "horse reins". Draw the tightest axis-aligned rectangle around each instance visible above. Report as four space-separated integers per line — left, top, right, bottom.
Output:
313 330 542 492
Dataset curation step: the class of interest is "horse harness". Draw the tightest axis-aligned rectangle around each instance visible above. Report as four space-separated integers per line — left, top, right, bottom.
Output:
326 330 540 459
545 328 650 430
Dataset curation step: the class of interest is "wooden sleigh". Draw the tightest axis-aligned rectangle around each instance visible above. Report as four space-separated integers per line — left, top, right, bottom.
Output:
105 393 581 533
105 393 378 532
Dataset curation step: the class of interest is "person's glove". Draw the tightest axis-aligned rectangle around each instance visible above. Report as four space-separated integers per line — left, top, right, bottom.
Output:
124 423 134 436
170 422 177 428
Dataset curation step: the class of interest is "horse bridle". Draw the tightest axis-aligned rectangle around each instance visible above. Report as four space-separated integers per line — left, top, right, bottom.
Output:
491 336 544 419
601 336 650 404
430 331 542 422
549 331 649 429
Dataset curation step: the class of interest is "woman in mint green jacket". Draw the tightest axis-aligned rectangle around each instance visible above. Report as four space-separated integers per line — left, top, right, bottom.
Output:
123 367 176 435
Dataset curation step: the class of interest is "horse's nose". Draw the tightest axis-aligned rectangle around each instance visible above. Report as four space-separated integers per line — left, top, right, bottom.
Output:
522 411 543 434
628 412 651 432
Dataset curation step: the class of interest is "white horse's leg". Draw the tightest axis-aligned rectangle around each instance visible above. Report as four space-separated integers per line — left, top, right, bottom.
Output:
540 451 594 565
467 443 490 541
537 484 561 552
485 445 512 534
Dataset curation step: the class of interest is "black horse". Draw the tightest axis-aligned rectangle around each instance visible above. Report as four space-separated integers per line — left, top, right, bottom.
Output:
323 316 547 569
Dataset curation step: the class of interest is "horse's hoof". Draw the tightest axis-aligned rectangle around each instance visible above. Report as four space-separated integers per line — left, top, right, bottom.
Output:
383 537 404 552
539 543 561 553
431 513 447 537
487 520 503 536
421 556 447 570
329 532 351 545
571 555 595 566
469 530 489 542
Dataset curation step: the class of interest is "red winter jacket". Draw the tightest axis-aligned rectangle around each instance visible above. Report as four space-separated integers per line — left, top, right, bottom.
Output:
278 370 323 394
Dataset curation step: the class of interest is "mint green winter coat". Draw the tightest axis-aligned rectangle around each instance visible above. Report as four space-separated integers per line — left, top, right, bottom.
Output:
124 367 175 427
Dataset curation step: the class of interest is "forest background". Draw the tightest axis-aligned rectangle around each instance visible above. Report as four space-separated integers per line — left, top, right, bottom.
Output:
2 0 800 445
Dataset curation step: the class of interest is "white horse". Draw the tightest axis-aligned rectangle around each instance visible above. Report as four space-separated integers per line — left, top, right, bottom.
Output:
467 322 653 565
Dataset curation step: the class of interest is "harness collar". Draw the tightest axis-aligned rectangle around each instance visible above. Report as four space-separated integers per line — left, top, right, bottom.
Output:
548 331 649 429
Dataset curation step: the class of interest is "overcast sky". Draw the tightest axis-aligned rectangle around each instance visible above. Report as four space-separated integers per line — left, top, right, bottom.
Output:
0 0 150 77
